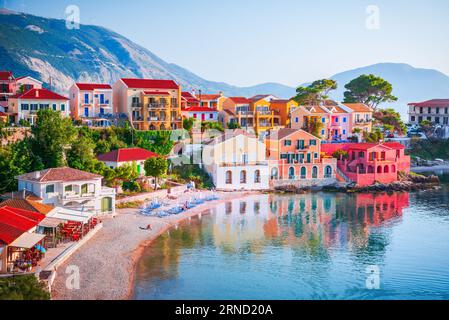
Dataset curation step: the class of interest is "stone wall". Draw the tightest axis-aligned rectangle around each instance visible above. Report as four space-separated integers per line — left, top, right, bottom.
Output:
271 178 337 188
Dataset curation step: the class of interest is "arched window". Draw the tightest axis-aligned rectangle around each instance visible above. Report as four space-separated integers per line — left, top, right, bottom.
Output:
271 167 278 180
240 170 247 184
377 166 382 173
289 167 295 180
324 166 333 178
225 171 232 184
149 124 156 130
300 167 307 179
384 165 389 173
160 124 166 130
254 170 261 183
368 166 374 173
392 165 396 173
312 166 318 179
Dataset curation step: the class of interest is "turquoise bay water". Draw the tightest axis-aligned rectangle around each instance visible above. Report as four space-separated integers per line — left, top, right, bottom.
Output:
134 187 449 300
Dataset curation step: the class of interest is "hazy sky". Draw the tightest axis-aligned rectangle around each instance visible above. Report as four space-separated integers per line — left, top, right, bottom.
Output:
3 0 449 87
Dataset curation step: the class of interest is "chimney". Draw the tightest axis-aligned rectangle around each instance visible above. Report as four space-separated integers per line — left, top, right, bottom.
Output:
33 171 41 179
35 89 39 98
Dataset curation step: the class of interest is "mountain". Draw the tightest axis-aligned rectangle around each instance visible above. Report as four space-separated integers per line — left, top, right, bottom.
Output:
1 9 449 116
326 63 449 118
0 9 296 98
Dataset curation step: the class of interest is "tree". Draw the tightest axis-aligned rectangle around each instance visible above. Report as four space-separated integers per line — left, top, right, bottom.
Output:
0 275 50 300
201 121 224 132
373 108 407 135
67 134 106 174
182 118 195 133
332 150 349 160
0 139 43 193
144 156 168 189
303 118 324 138
343 74 398 110
293 79 337 105
227 122 241 129
30 109 76 168
420 120 435 139
363 127 384 143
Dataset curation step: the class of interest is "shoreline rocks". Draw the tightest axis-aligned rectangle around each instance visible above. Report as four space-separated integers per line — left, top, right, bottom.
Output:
273 174 441 194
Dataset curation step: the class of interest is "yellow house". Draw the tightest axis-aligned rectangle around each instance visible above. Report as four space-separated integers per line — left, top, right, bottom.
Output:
249 95 281 135
270 99 298 127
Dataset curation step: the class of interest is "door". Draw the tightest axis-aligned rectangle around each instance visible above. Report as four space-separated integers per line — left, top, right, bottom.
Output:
84 107 89 117
101 197 112 213
201 113 205 121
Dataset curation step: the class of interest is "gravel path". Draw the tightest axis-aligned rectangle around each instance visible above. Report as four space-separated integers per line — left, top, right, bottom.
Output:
50 191 251 300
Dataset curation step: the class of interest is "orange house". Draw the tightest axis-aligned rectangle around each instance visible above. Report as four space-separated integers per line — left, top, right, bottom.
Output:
265 128 336 183
270 99 298 127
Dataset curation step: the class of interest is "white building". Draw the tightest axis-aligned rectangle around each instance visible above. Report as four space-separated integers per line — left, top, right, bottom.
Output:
7 88 69 125
16 167 116 215
69 83 113 120
202 130 269 191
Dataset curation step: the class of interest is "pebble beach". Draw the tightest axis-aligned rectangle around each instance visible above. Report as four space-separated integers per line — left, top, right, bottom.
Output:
50 190 255 300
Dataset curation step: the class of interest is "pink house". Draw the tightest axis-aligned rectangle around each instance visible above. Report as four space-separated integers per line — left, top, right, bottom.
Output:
321 142 410 186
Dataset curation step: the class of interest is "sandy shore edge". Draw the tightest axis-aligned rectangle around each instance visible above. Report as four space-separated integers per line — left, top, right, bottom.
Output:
50 191 258 300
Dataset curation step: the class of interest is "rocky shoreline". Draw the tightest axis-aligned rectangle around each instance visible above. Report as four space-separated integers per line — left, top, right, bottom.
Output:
274 173 441 194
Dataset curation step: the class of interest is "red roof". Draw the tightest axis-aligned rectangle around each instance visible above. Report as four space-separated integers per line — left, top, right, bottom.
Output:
97 148 159 163
0 71 14 81
0 111 7 117
182 107 218 112
408 99 449 107
229 97 251 104
17 167 102 183
12 88 69 101
0 206 45 244
199 94 221 101
321 142 405 154
121 78 179 90
76 83 112 91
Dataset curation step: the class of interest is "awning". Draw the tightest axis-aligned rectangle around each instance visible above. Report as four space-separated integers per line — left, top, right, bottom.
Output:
39 217 63 228
9 233 45 249
46 207 95 223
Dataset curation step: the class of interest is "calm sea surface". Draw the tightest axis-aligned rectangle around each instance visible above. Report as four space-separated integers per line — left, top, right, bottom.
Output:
134 184 449 300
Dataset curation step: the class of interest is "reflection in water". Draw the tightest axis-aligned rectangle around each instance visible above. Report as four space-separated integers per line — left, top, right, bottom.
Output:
134 190 449 300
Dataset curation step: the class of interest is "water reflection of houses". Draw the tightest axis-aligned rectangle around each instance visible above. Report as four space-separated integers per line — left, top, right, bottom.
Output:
212 194 271 251
264 192 410 250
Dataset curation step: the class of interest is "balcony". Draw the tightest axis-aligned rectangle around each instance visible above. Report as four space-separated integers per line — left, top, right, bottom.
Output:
59 192 95 201
147 103 168 109
256 110 273 116
237 111 253 116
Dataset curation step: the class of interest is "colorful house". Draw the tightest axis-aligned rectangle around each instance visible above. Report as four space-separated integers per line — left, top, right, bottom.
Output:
221 97 254 129
69 83 113 121
7 88 70 125
249 94 281 134
290 104 352 141
324 105 351 140
113 78 182 130
197 92 226 111
181 92 219 122
202 130 269 190
341 103 373 135
0 71 42 112
97 147 159 176
321 142 411 186
265 128 336 185
290 105 330 140
270 99 299 127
